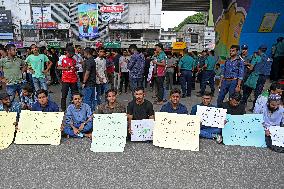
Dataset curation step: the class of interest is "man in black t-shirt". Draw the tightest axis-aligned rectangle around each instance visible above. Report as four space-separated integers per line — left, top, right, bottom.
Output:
221 92 246 115
127 87 155 136
82 47 97 111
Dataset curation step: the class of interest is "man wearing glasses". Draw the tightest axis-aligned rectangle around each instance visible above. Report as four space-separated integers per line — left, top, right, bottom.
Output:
217 45 244 107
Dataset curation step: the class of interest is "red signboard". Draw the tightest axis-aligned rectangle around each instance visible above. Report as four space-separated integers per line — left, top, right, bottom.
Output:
35 22 58 29
100 5 124 13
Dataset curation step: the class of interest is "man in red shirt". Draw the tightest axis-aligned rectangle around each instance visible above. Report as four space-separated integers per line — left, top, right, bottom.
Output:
57 46 78 111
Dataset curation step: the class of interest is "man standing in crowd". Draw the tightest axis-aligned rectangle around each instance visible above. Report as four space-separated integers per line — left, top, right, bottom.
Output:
57 46 78 111
239 44 252 83
217 45 244 107
82 47 97 111
165 52 175 91
152 43 167 105
119 50 130 94
74 45 84 85
49 47 59 85
242 45 272 111
25 44 53 92
271 37 284 81
113 50 121 91
0 44 26 102
160 88 188 114
191 92 222 143
178 48 195 98
127 45 145 92
95 48 108 105
198 50 217 97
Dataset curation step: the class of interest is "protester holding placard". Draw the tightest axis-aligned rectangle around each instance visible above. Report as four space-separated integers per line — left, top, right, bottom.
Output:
221 92 246 115
191 92 222 143
160 88 188 114
0 92 21 122
258 94 284 153
64 92 93 138
32 89 59 112
96 89 125 114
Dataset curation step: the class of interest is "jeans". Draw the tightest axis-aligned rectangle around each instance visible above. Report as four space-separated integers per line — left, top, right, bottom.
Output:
6 83 22 102
180 70 192 96
200 70 215 95
165 72 174 90
64 122 93 138
32 77 48 92
114 72 120 91
61 82 78 111
119 72 129 93
130 77 143 92
217 79 238 107
82 86 97 111
157 76 165 102
241 75 266 108
200 126 222 139
96 83 108 105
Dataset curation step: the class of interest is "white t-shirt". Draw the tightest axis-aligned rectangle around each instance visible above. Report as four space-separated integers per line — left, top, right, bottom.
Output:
73 53 84 73
119 56 129 73
95 57 107 84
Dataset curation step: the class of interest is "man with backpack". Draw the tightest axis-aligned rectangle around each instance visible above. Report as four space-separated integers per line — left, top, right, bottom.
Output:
217 45 244 107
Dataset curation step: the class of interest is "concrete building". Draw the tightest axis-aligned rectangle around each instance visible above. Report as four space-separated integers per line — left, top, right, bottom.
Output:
159 28 176 49
1 0 162 48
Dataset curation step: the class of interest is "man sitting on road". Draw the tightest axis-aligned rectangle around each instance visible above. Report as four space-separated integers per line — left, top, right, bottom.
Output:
32 89 59 112
160 88 188 114
221 92 246 115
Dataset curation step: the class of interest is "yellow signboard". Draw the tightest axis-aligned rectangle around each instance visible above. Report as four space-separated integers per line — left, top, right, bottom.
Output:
259 13 279 32
172 42 186 49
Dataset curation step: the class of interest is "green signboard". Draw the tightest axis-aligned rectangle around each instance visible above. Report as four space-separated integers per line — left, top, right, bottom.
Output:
103 42 121 49
48 41 60 48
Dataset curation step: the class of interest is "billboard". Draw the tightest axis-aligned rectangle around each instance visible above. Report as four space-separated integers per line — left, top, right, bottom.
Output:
100 5 124 23
0 10 12 25
32 6 52 23
0 33 13 40
78 4 99 38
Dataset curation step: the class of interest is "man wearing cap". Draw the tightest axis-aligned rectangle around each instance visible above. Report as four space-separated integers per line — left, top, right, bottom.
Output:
127 44 145 92
258 94 284 153
242 45 272 110
0 92 21 121
152 43 167 105
57 46 78 111
0 44 27 102
217 45 244 107
240 44 252 83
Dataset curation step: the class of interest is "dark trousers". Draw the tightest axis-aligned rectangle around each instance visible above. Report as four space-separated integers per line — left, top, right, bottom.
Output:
119 72 129 93
241 75 266 108
192 71 197 90
271 56 284 81
144 72 149 88
180 70 192 96
61 82 78 111
200 70 215 95
156 76 165 102
217 79 238 107
165 72 174 90
50 65 58 83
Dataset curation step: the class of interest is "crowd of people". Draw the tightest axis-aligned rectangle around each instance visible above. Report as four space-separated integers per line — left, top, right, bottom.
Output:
0 39 283 153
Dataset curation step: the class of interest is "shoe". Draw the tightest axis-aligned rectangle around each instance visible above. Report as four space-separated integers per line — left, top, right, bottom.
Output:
186 94 191 97
196 94 202 97
213 134 223 144
196 91 201 94
248 108 254 112
182 94 186 98
154 101 164 105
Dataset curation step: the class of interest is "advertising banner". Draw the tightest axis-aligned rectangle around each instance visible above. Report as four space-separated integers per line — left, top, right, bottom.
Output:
32 6 52 23
35 22 58 29
0 33 13 40
78 4 99 38
0 10 12 25
100 5 124 13
258 13 279 32
102 12 121 22
100 5 124 23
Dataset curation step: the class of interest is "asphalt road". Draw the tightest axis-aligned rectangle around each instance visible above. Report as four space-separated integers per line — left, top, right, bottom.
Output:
1 83 283 189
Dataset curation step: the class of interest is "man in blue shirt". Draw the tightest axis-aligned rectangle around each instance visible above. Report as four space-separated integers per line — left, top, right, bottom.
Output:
0 92 21 122
127 44 145 92
178 49 195 98
217 45 244 107
32 89 59 112
242 45 272 111
160 88 188 114
64 92 93 138
191 92 222 143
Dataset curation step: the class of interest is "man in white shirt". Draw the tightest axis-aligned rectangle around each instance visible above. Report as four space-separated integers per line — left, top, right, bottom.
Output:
95 48 108 105
119 50 130 93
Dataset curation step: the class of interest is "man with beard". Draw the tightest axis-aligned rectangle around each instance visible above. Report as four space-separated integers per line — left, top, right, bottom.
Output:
160 88 188 114
258 94 284 153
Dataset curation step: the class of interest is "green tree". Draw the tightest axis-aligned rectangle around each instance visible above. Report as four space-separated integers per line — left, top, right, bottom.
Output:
174 12 206 32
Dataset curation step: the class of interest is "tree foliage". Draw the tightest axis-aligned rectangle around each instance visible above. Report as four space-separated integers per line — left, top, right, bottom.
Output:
174 12 206 32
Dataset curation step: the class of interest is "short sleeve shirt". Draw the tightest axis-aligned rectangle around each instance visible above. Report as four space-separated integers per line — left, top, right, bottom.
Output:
96 102 126 114
83 57 97 87
0 57 25 84
61 57 78 83
25 54 49 78
156 51 167 77
127 99 154 120
95 57 107 84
